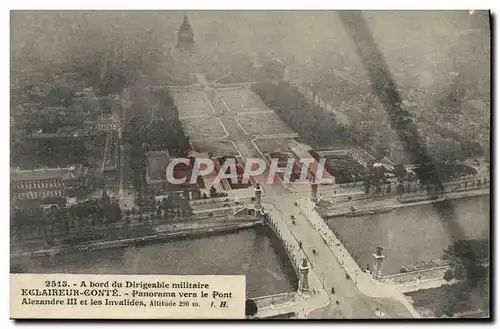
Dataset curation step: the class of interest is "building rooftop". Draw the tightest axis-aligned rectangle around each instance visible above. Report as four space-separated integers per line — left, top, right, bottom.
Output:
11 164 86 181
146 150 171 182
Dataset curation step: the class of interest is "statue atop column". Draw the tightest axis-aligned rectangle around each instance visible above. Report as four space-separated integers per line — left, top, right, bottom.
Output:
254 183 262 216
310 179 318 204
299 258 311 293
372 246 385 279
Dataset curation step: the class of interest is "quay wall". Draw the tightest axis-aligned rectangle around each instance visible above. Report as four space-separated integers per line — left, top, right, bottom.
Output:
380 266 449 285
263 214 300 276
253 292 297 310
11 220 263 260
323 188 489 219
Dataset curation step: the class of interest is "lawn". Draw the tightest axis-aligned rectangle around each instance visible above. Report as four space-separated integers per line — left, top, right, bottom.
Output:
254 138 296 155
172 91 212 118
182 117 227 140
405 284 489 317
217 89 267 112
237 113 294 136
190 140 239 157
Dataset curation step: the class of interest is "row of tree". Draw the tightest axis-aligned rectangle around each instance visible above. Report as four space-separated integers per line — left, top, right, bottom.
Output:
252 82 365 148
11 190 122 244
72 55 131 97
362 162 486 196
11 137 89 169
123 89 191 192
133 191 190 212
438 239 489 317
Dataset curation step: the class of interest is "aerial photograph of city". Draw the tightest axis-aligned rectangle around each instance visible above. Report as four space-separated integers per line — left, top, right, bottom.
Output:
10 10 490 319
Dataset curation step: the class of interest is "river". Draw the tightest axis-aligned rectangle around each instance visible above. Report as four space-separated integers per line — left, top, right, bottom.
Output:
11 226 298 298
326 195 490 275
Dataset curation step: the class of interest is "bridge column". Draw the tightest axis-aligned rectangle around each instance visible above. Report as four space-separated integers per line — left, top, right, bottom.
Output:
299 258 311 294
310 182 318 204
372 246 385 279
254 183 262 213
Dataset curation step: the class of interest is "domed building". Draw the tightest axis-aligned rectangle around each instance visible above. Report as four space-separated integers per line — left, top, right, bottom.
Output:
176 13 195 53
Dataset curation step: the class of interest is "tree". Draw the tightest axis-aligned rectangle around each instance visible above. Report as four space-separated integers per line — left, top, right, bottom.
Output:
147 193 157 212
44 86 75 107
209 186 217 198
443 239 489 286
436 283 470 318
102 188 110 204
363 178 371 194
134 192 144 210
436 239 490 317
394 164 406 181
245 299 258 318
161 196 173 210
444 269 454 283
461 141 483 158
251 82 353 148
396 183 405 196
375 144 390 160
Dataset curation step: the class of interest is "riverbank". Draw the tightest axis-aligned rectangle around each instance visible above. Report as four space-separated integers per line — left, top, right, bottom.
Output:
323 188 489 219
11 218 263 259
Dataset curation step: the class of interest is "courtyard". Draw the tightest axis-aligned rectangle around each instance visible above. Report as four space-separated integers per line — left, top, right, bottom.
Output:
405 285 489 318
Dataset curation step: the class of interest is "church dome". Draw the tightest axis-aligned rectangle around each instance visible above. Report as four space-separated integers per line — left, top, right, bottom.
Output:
177 13 195 51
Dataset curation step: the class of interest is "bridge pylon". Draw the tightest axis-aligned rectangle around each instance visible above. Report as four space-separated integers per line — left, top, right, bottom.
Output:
254 183 263 212
298 258 311 294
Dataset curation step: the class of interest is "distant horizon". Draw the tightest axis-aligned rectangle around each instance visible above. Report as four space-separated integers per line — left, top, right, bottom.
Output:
11 11 490 73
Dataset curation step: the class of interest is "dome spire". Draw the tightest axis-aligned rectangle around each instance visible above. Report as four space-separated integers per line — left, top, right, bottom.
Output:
177 12 195 52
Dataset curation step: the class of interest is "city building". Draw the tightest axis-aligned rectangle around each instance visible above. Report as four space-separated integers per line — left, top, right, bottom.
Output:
290 146 335 185
96 113 121 132
11 165 89 201
145 149 203 198
267 152 309 183
214 156 251 189
102 131 119 172
62 72 84 92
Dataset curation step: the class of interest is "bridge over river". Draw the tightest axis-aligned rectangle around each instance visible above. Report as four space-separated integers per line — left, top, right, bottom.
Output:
153 74 429 319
